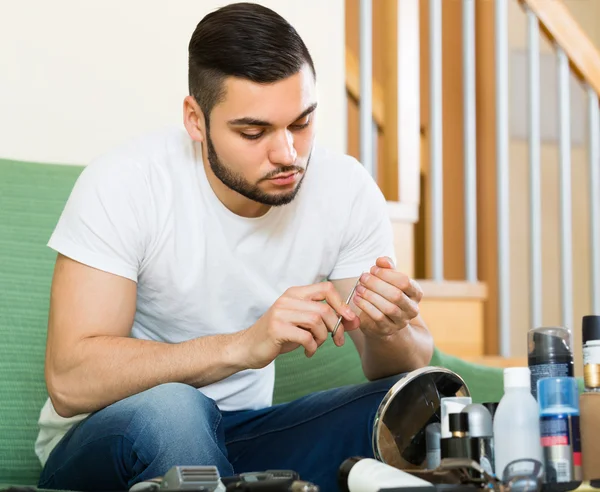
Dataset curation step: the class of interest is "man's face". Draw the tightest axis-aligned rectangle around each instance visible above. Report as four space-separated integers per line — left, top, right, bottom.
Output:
205 64 317 206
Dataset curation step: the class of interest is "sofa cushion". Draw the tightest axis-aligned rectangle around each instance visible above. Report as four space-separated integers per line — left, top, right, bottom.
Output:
0 159 83 484
0 157 506 486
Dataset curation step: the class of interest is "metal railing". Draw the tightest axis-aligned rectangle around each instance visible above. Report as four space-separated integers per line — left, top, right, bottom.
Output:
519 1 600 349
527 8 542 330
463 0 478 285
354 0 600 356
358 0 376 180
495 0 511 356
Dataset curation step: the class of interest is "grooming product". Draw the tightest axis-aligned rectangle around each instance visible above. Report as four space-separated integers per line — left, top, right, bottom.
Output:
128 466 227 492
528 327 574 400
493 367 543 478
449 413 469 438
225 481 319 492
161 466 224 491
221 471 300 487
332 278 361 337
440 396 472 438
582 315 600 392
461 404 493 437
425 423 441 470
538 377 582 482
440 413 471 460
579 392 600 480
337 457 433 492
462 404 495 475
440 414 493 479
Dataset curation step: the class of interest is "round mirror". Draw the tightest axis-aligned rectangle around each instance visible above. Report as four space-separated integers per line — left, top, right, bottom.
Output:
372 366 470 470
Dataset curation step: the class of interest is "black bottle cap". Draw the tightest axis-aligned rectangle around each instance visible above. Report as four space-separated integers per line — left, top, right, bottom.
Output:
583 316 600 345
529 330 572 359
337 457 362 492
449 412 469 434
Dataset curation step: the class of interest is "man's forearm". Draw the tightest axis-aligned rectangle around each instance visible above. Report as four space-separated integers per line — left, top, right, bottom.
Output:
47 332 248 418
358 315 434 381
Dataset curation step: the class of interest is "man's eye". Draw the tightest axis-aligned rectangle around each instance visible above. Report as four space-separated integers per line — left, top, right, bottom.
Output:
290 117 311 130
240 131 264 140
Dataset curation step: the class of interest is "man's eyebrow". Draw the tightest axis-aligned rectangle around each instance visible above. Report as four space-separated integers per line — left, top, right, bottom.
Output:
227 103 318 127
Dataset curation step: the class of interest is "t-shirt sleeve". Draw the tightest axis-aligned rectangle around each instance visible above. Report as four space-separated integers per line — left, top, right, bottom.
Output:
47 157 152 282
328 164 396 280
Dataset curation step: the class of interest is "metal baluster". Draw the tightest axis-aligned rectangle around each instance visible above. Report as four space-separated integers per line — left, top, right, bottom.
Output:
463 0 477 283
527 9 542 329
430 0 443 281
557 47 573 335
495 0 510 356
359 0 374 177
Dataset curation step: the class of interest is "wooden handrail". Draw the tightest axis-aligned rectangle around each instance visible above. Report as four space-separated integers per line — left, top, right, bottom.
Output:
519 0 600 96
345 49 386 129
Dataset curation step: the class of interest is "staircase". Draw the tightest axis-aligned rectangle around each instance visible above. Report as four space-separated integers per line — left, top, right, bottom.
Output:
345 0 600 369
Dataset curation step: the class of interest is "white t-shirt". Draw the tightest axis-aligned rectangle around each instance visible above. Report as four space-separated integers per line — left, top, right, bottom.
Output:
35 126 395 465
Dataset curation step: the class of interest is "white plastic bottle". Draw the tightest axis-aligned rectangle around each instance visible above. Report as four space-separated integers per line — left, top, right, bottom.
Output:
493 367 544 479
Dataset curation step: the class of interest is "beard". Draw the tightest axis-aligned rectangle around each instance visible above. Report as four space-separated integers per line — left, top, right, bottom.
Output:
205 129 309 207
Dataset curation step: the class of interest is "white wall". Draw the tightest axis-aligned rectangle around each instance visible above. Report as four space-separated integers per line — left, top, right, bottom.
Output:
0 0 346 165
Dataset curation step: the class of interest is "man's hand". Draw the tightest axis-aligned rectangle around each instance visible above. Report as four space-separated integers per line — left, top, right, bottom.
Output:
353 256 423 338
240 282 360 370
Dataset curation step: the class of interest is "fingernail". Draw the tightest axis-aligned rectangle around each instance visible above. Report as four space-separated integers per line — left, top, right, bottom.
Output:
361 273 370 282
341 335 345 346
356 285 366 295
345 307 356 319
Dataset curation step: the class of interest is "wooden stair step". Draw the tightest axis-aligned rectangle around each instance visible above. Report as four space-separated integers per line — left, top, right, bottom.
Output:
417 280 487 358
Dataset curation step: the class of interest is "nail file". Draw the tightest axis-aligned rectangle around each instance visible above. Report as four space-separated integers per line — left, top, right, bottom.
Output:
332 277 361 338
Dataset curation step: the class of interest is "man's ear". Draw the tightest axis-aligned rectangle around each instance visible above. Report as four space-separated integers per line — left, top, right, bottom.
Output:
183 95 206 143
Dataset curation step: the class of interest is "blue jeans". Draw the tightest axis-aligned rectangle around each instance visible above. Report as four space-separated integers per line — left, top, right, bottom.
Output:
38 375 403 492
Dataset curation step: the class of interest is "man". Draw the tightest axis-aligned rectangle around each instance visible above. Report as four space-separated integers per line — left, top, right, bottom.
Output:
36 3 433 491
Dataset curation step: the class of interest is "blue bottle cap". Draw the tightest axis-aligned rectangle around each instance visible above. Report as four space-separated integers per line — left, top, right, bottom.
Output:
537 377 579 412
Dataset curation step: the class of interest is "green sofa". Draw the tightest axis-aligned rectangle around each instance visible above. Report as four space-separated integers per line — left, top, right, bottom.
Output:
0 158 505 486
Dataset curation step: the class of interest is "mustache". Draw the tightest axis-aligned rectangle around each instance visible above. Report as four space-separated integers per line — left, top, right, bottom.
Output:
260 165 305 181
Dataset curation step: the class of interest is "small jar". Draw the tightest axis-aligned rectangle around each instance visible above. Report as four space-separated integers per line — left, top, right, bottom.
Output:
582 315 600 392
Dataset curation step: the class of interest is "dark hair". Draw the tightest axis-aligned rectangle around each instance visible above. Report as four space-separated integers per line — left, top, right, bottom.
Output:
188 2 316 120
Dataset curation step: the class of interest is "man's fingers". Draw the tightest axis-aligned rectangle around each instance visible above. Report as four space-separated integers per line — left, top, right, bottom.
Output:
290 282 356 321
356 283 417 322
352 295 396 336
330 316 361 347
359 272 404 306
280 297 340 330
292 329 319 358
275 313 320 357
368 267 423 302
282 308 330 347
280 298 347 347
376 256 395 269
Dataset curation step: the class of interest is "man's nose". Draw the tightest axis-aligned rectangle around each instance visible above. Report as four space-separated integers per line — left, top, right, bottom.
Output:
268 129 297 166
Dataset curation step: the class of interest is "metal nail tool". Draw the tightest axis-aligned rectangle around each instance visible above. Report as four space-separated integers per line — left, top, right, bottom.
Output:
331 277 361 338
